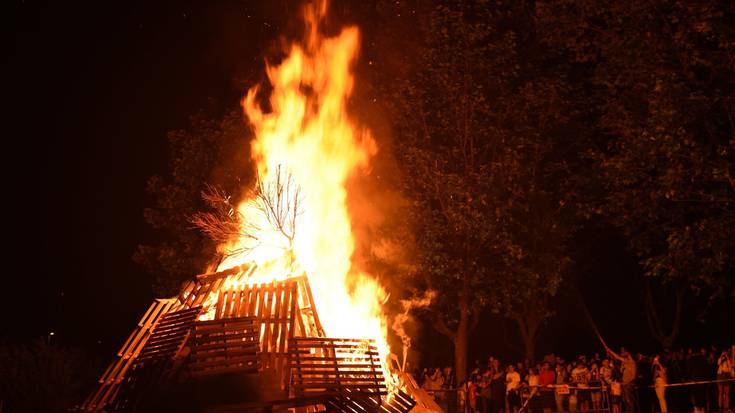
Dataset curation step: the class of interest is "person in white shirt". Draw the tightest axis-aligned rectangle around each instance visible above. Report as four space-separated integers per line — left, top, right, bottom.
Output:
507 364 522 413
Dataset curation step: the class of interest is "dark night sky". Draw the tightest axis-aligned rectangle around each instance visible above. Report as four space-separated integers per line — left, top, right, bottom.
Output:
5 0 733 366
7 0 292 354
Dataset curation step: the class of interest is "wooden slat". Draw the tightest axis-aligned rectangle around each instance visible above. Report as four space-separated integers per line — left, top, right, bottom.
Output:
247 284 258 316
274 285 290 376
195 263 254 283
177 280 196 309
183 282 201 309
260 284 274 364
232 288 242 317
215 289 225 319
299 275 325 336
295 286 307 337
271 284 283 359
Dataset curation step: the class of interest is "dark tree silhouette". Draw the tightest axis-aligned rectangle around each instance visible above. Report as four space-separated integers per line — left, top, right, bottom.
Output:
537 0 735 348
134 109 252 295
0 340 100 413
386 0 578 371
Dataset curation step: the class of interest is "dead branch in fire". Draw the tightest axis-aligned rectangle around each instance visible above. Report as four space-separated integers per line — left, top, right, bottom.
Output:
191 166 303 262
190 185 259 257
254 165 303 255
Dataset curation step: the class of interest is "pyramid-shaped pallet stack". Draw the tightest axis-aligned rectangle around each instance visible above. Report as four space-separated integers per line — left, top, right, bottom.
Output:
79 265 415 413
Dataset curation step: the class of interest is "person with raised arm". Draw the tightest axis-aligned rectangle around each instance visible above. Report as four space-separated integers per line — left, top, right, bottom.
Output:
606 347 638 413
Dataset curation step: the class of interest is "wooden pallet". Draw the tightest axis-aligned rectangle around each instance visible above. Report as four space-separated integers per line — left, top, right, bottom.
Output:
81 267 417 413
79 299 177 413
107 307 203 413
208 276 325 385
288 338 386 401
189 316 261 377
136 306 201 364
320 388 415 413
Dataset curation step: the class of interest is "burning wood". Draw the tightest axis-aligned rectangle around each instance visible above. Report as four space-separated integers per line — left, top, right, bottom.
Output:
189 317 261 377
82 1 436 412
79 269 419 413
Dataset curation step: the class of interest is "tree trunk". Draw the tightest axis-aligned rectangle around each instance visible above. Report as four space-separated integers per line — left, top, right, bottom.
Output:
433 292 473 384
522 332 536 363
643 280 684 350
454 294 470 383
515 314 539 363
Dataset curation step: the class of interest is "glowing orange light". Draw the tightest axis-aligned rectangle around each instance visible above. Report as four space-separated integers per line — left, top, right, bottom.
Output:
201 0 392 385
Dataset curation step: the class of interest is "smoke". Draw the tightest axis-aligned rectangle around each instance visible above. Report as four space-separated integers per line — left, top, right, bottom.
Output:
391 290 436 370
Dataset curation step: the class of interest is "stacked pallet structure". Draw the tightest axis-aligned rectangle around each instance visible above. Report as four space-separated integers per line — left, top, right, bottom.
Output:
79 264 416 413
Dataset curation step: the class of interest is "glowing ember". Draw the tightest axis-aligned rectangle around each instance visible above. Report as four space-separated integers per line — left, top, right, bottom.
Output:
201 0 392 385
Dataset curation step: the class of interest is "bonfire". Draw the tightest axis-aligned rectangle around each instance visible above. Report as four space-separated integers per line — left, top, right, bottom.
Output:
80 2 439 413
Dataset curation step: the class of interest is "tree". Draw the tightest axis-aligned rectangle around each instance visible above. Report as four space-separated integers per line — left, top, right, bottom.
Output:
134 109 252 296
536 0 735 348
386 1 506 381
387 0 577 373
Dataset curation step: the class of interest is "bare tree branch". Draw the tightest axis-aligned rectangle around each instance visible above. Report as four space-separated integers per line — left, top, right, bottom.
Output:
190 185 258 249
190 166 304 264
253 165 303 251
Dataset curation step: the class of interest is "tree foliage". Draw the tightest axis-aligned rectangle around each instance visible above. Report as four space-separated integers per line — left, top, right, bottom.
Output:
134 110 251 296
537 0 735 347
388 0 577 368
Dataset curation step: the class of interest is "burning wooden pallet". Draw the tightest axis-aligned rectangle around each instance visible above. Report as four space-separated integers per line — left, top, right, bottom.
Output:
288 337 386 400
284 337 397 413
189 317 261 377
136 306 202 364
208 273 328 384
324 390 416 413
79 268 416 413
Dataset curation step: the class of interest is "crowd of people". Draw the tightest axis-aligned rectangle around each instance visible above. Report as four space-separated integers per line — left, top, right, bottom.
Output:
416 345 735 413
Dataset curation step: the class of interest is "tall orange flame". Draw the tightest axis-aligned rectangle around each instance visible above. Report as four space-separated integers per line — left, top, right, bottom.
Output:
212 0 391 379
